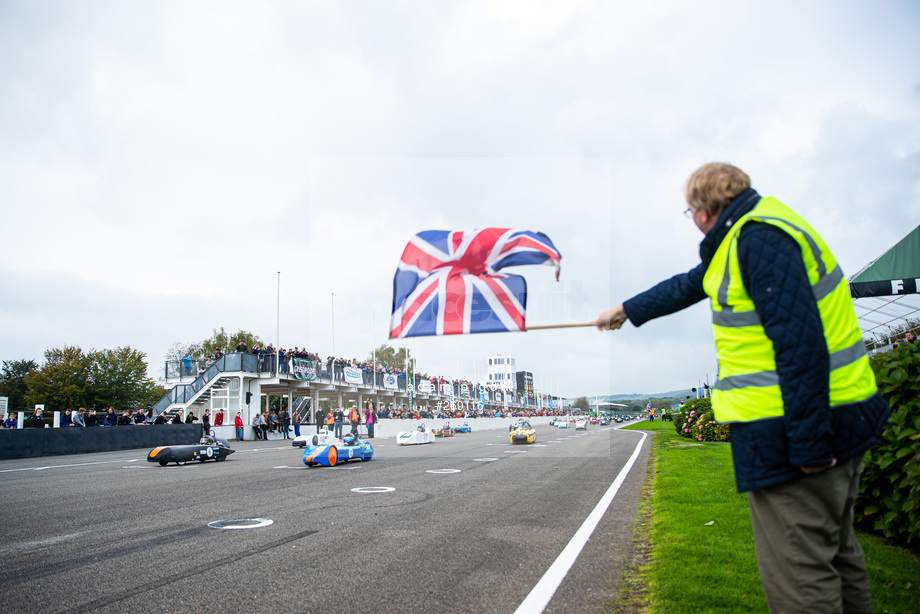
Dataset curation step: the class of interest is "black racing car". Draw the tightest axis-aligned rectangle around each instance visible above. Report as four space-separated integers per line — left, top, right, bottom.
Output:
147 435 235 466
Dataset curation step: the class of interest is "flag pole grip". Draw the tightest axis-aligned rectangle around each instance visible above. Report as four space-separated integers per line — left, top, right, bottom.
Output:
525 322 596 331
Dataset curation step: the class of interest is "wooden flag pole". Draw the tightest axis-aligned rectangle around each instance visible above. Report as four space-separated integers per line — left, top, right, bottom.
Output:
525 322 596 331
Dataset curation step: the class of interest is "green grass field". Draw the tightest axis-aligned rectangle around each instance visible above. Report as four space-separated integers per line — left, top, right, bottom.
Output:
618 420 920 613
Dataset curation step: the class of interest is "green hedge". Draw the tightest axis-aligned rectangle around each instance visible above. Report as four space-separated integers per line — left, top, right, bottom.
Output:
855 341 920 548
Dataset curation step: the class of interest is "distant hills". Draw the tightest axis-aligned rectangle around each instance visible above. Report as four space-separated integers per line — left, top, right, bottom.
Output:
593 390 695 402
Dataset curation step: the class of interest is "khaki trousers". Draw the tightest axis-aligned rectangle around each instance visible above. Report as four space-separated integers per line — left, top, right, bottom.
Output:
747 455 872 613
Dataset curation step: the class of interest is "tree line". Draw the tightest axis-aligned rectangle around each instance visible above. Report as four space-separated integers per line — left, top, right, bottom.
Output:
0 346 164 414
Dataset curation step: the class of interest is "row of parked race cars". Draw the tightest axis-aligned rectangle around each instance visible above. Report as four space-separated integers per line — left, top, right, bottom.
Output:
146 415 636 469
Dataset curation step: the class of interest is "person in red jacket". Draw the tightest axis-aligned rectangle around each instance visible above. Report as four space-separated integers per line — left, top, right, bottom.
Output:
234 412 244 442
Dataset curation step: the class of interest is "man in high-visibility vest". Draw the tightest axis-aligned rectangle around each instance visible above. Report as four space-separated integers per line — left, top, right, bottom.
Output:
595 162 890 613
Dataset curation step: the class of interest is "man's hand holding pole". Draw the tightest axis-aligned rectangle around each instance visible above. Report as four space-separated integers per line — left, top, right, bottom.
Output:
594 304 628 331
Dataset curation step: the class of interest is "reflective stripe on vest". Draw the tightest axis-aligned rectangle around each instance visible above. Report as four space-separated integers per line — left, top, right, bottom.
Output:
703 197 877 423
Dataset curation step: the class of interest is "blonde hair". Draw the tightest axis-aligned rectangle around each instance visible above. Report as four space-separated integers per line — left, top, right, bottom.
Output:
685 162 751 217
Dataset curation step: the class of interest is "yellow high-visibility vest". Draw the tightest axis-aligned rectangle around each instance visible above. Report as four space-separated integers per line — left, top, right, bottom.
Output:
703 197 877 422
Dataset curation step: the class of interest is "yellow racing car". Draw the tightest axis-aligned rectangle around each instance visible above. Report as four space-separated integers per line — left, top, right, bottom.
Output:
509 419 537 444
433 422 455 437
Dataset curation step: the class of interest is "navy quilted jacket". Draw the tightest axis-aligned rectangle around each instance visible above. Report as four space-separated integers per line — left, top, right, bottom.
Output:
624 189 890 492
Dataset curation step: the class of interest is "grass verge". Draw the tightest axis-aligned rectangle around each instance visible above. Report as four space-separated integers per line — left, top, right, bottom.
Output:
611 420 920 613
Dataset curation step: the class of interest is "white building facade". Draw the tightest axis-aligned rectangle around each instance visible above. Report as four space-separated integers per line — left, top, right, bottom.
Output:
485 354 517 392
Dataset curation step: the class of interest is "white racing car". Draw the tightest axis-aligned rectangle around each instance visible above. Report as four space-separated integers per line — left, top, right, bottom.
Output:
396 423 436 445
575 419 588 430
292 429 341 449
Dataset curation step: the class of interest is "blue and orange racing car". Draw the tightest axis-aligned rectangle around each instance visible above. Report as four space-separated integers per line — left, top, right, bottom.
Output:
303 434 374 467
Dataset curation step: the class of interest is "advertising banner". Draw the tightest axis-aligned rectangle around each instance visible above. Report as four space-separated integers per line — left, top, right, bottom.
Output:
478 384 485 411
383 373 398 390
290 358 318 381
408 366 414 412
344 366 363 385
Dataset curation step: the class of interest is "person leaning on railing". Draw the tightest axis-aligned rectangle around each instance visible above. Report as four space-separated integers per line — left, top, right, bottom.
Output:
29 408 45 428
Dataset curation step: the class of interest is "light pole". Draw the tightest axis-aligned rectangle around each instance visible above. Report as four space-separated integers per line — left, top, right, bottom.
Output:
372 309 377 390
331 292 335 359
276 271 281 376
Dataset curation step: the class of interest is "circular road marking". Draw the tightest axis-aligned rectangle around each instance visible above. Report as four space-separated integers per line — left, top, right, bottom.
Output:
351 487 395 493
426 469 461 474
208 518 274 530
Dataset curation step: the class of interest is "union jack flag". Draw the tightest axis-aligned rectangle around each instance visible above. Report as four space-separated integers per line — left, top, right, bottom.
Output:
390 228 562 338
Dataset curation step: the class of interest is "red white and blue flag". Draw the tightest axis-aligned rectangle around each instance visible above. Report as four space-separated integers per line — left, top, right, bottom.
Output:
390 228 562 338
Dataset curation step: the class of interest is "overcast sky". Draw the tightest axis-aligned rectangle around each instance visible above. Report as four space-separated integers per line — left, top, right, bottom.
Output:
2 0 918 398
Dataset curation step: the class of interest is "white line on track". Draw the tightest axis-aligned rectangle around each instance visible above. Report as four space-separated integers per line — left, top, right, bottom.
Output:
514 431 648 614
0 531 88 556
0 459 140 473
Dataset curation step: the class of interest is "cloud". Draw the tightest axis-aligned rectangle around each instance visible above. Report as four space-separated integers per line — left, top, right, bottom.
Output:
1 1 918 396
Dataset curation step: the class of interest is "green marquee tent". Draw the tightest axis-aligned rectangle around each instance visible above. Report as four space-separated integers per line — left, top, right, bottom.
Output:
848 225 920 337
849 225 920 299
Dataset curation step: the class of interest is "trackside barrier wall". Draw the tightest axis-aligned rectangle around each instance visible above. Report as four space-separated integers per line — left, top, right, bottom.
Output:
0 424 203 460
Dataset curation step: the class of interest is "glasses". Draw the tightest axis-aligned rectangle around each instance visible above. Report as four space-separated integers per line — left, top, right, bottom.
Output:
683 207 695 219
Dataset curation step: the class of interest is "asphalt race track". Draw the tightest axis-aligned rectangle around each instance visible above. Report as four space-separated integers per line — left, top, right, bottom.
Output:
0 423 650 614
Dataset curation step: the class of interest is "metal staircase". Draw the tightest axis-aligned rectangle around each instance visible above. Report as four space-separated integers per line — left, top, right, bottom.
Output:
154 353 261 416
